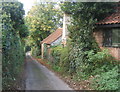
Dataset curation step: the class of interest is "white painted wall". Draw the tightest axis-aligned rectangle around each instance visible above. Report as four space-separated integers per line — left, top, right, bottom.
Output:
51 36 62 46
62 13 70 44
41 43 44 59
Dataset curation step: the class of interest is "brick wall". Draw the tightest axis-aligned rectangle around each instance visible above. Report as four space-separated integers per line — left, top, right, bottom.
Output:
93 29 120 60
93 29 103 47
100 47 120 60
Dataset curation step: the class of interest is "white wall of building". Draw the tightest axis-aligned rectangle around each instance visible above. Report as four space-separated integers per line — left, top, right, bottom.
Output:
51 36 62 46
62 13 70 44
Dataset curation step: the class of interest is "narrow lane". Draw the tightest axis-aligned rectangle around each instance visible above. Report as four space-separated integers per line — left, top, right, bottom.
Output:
25 54 73 90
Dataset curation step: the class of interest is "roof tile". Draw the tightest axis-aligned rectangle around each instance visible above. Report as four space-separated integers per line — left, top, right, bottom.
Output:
41 28 62 44
96 7 120 25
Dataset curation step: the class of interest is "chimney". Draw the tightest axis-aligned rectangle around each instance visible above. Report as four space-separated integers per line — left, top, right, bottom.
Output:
62 13 70 46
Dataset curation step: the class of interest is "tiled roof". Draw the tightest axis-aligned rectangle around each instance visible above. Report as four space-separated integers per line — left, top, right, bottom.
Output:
41 28 62 44
96 7 120 25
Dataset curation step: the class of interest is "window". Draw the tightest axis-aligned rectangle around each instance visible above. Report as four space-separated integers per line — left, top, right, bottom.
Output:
112 29 120 47
103 28 120 47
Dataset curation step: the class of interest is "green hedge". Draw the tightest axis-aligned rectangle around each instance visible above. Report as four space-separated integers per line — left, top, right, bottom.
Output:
2 2 27 90
50 45 69 73
51 46 62 65
60 2 119 90
91 66 119 90
51 45 119 90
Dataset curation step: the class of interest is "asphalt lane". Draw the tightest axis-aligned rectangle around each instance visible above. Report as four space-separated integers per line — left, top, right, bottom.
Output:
25 55 73 90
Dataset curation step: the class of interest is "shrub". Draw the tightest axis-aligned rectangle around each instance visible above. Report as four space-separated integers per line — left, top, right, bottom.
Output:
84 49 116 74
31 45 40 56
2 2 26 89
51 46 62 65
69 49 118 81
91 66 119 90
86 50 119 90
86 49 114 64
60 2 118 90
52 65 62 72
59 46 69 73
50 45 70 73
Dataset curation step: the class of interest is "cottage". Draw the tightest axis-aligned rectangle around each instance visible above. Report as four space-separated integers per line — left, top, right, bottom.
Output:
41 28 63 59
94 7 120 60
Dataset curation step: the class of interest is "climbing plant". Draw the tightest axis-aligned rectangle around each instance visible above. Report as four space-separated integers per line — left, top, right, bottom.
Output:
60 2 119 90
61 2 116 73
2 1 28 90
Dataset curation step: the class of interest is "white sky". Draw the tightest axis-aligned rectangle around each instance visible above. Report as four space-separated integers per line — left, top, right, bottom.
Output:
18 0 36 15
18 0 62 15
18 0 63 15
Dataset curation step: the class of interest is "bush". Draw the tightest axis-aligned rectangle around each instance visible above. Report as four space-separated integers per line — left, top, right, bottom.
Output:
59 46 69 73
50 45 70 73
60 2 118 90
69 49 118 82
2 2 26 89
85 49 116 74
86 49 114 64
52 65 62 72
51 46 62 65
91 66 119 90
31 45 41 57
86 49 119 90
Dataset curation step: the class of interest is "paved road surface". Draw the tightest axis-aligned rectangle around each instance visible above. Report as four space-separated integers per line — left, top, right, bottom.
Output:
25 54 73 90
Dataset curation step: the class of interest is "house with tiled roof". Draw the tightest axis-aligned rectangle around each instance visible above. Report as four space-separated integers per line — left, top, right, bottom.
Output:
94 7 120 60
41 28 63 59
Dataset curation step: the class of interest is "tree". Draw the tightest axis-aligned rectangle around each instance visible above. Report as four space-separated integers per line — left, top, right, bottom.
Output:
59 2 119 90
25 2 62 56
2 1 28 89
60 2 116 72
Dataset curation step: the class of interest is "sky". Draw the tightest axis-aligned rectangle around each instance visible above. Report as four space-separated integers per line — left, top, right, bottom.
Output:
18 0 62 15
18 0 63 15
18 0 36 15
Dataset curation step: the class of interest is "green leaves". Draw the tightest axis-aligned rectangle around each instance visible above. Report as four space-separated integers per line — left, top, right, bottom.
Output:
92 66 119 90
25 2 62 56
59 2 119 90
51 46 63 64
60 2 116 71
2 1 26 89
2 2 25 30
